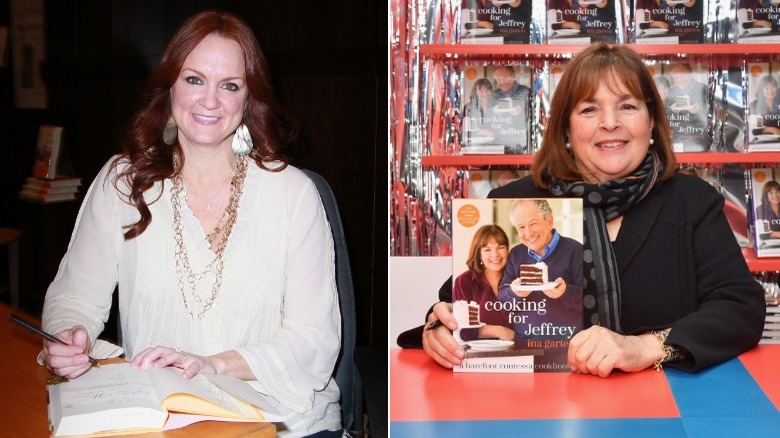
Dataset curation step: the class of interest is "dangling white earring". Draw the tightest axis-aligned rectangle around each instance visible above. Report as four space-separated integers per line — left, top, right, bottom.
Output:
163 115 177 145
649 138 655 145
232 124 253 156
565 141 571 150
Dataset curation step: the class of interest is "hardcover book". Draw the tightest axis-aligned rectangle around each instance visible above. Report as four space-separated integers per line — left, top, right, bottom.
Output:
546 0 619 44
461 0 534 44
20 183 78 195
749 168 780 257
25 176 82 188
746 63 780 151
47 362 278 436
635 0 705 44
461 64 532 154
451 198 584 372
18 191 76 204
737 0 780 43
32 125 64 179
647 61 710 152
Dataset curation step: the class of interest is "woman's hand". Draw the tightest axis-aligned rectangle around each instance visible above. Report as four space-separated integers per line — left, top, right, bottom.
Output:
131 346 216 379
422 302 465 368
42 325 94 379
567 325 664 377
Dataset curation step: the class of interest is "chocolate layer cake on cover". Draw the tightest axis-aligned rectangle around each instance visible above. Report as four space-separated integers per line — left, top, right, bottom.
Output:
453 300 481 326
519 262 548 285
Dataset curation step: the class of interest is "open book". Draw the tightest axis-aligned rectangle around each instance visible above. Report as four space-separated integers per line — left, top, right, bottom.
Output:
48 362 280 437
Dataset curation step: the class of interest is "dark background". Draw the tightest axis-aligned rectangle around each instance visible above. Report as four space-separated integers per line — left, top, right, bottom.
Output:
0 0 387 352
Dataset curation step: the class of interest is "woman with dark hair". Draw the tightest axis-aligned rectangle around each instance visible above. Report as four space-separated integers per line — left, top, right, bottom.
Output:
749 74 780 135
453 224 516 342
423 44 764 378
755 180 780 237
40 11 341 437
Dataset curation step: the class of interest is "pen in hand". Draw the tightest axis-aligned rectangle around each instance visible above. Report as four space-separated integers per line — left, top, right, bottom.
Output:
426 320 444 331
8 314 99 366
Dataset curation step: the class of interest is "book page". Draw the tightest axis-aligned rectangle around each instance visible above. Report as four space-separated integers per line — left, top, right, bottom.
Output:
147 367 263 420
49 363 165 435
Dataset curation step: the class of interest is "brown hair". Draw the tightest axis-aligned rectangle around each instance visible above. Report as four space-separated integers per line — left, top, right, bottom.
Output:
465 225 510 274
762 180 780 204
112 10 296 239
532 43 677 188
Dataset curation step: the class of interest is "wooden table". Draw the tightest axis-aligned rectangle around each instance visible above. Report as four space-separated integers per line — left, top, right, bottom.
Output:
0 303 275 437
391 346 780 437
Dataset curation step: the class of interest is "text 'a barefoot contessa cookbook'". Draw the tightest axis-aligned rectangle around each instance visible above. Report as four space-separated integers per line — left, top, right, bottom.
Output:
451 198 584 373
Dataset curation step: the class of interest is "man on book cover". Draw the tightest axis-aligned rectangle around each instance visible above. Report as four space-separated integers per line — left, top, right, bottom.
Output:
488 65 531 153
547 0 618 43
461 0 533 44
666 63 709 152
738 0 780 40
496 199 583 370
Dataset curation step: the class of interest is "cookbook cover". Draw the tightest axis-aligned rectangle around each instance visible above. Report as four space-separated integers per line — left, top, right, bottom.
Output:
647 61 711 152
546 0 619 44
746 63 780 151
749 168 780 257
635 0 705 44
461 0 534 44
451 198 583 372
461 64 532 154
737 0 780 43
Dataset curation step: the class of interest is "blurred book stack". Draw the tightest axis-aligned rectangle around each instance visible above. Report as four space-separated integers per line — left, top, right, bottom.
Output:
19 176 81 204
763 306 780 344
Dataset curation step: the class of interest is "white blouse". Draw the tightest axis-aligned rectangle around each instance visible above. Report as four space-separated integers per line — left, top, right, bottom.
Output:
42 156 342 436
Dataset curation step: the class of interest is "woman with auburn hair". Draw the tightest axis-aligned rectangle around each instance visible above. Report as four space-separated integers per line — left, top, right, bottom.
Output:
755 180 780 238
453 224 516 342
422 43 764 378
40 11 341 437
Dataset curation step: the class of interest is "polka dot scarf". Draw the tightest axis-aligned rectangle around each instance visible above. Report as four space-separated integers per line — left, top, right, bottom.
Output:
548 151 662 333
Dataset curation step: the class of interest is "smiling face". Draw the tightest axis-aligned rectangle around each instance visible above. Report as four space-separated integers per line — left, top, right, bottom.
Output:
479 238 508 274
768 187 780 206
170 33 248 151
763 80 778 102
493 67 516 93
511 201 554 255
477 83 492 102
567 77 654 183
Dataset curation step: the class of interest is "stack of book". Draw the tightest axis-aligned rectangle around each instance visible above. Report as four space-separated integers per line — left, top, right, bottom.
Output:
763 306 780 344
19 176 81 204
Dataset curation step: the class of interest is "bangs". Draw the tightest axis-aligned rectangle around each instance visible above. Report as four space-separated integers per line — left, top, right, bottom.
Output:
570 63 648 106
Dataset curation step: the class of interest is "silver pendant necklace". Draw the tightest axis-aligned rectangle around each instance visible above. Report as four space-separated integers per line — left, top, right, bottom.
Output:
185 172 233 211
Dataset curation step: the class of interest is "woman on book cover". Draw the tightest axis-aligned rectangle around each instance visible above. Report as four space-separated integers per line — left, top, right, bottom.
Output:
755 180 780 236
749 74 780 136
453 224 516 342
419 44 765 377
464 77 496 139
39 11 341 437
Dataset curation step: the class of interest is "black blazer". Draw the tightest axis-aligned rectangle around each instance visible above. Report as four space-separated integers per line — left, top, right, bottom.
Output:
488 172 765 372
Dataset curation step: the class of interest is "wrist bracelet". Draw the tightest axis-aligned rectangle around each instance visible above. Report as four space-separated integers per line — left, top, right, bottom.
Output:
649 328 682 372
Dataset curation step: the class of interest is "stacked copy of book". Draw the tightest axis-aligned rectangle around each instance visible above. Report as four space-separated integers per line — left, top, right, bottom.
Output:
19 176 81 204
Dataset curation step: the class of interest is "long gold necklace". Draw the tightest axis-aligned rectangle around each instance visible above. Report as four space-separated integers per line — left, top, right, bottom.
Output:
171 156 248 320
